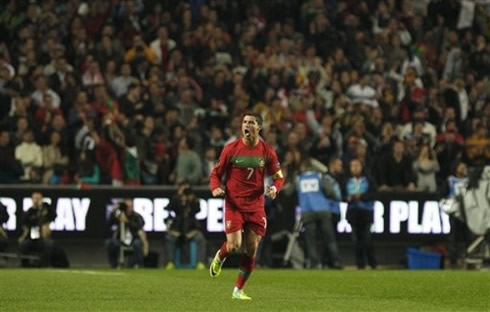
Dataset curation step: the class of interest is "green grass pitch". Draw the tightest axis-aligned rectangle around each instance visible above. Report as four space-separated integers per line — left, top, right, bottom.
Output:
0 269 488 311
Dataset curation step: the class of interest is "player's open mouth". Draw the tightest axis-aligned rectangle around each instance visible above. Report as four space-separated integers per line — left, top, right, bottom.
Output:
244 129 250 137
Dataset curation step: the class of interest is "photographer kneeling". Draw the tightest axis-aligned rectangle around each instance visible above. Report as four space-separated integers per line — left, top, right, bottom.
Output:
106 199 149 268
18 192 57 267
165 182 206 270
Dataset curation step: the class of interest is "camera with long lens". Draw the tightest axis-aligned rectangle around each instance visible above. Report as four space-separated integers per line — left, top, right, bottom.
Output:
118 202 128 214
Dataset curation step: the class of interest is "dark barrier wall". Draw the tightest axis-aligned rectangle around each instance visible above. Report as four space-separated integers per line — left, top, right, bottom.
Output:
0 185 447 242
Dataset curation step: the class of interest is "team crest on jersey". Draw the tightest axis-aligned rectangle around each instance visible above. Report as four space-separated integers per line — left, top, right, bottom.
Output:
226 220 232 229
259 158 265 167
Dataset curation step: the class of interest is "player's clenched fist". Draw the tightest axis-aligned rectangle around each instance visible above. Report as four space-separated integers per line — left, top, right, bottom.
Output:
212 187 225 197
266 186 277 200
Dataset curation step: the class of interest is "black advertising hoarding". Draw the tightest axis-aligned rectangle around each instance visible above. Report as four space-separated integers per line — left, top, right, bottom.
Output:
0 186 448 241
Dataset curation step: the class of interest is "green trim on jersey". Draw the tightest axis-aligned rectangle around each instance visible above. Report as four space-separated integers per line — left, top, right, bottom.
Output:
230 156 269 168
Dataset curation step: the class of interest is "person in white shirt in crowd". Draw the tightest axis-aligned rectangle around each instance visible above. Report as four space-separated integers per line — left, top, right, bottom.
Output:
346 73 379 108
454 79 470 122
0 61 15 94
15 130 43 181
399 106 437 147
401 47 424 77
82 60 105 87
110 62 139 98
31 75 61 109
150 25 177 64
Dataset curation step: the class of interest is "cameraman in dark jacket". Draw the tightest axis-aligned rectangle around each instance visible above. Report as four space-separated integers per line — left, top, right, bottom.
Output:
18 192 56 267
165 182 206 269
106 199 149 268
0 201 9 253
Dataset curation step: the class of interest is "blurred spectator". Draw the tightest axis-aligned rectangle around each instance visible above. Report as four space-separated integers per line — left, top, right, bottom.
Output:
150 25 176 64
401 48 424 77
15 130 43 182
110 62 138 98
119 83 144 119
124 34 156 64
207 125 226 152
31 75 60 109
435 121 464 180
18 192 56 267
201 146 217 184
82 60 104 87
310 114 342 166
142 126 171 185
0 130 23 183
413 144 439 192
345 159 378 269
399 106 437 147
95 114 125 185
123 136 140 185
377 140 416 191
174 136 202 185
176 88 198 126
164 182 206 270
442 31 462 81
344 119 379 152
106 199 149 268
464 126 490 167
346 73 378 108
355 139 376 178
96 36 124 71
42 131 68 184
378 122 397 155
46 56 74 92
75 150 100 186
92 85 119 117
453 79 469 123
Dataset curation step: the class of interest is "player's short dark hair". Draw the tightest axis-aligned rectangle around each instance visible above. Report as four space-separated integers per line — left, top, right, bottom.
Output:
242 112 263 126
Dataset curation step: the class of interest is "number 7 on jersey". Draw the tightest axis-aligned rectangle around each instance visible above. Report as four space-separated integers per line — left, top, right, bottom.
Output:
246 167 254 179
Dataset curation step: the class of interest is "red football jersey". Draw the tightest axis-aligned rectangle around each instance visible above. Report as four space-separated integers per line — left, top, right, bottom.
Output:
210 138 284 212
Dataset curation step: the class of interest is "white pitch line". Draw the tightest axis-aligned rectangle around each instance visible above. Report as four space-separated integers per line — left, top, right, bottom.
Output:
48 269 125 276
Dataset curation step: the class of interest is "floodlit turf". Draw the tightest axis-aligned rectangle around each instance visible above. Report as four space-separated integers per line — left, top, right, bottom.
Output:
0 269 488 311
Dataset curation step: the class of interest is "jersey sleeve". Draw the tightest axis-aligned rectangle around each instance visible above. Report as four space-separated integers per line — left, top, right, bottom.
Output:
266 145 284 192
209 144 230 191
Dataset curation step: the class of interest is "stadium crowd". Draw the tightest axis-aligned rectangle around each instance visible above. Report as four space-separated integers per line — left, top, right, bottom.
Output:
0 0 489 192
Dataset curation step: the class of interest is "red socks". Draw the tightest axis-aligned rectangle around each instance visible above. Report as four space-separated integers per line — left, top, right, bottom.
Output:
217 241 256 290
218 241 229 261
235 254 256 290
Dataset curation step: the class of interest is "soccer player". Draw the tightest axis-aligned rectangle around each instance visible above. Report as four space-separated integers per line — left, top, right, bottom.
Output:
209 112 284 300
